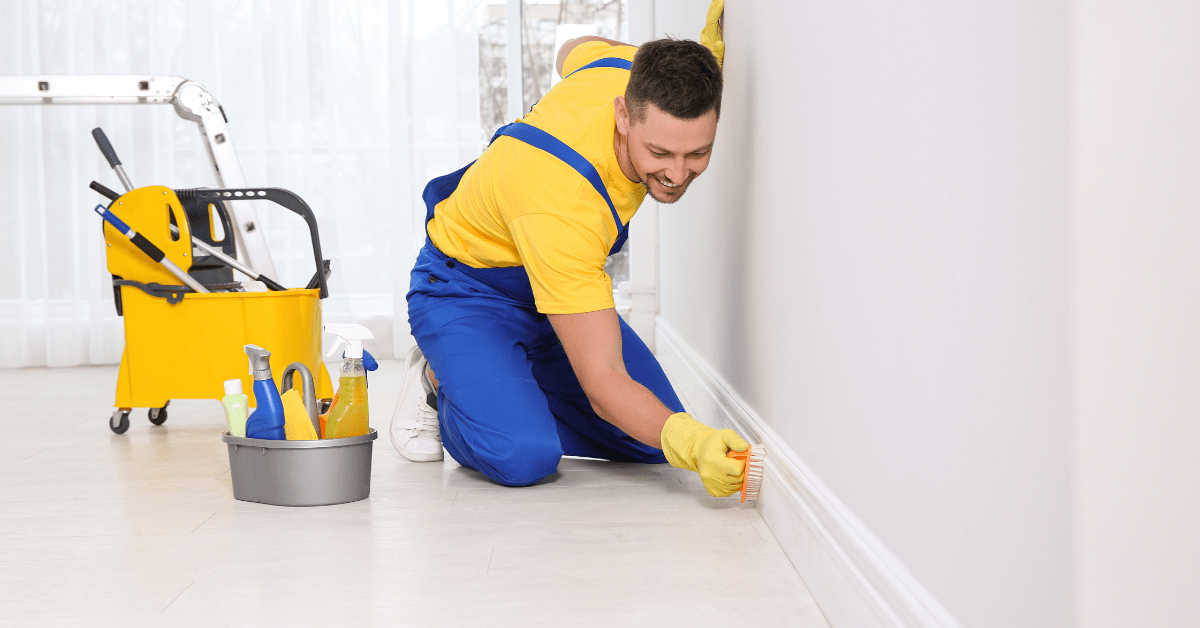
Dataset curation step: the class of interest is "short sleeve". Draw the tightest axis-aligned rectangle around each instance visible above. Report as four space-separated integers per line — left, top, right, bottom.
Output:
562 40 637 78
507 213 616 314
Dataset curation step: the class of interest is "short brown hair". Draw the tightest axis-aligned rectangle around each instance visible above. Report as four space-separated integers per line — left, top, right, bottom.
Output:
626 38 723 123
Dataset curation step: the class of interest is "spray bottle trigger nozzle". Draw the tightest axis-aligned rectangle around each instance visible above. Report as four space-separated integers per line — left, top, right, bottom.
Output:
323 323 373 360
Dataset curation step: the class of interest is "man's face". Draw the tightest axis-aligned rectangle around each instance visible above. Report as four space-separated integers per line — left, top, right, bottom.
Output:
616 98 717 204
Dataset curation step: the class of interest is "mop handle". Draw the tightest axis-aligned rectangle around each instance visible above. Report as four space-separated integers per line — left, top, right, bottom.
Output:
91 127 134 192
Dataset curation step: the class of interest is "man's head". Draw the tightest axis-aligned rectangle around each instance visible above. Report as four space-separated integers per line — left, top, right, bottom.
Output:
615 38 723 204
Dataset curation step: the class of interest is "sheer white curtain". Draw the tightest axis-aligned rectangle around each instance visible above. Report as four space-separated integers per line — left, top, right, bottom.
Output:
0 0 481 368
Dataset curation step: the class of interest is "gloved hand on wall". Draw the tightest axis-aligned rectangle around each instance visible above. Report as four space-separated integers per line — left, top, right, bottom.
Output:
660 412 747 496
700 0 725 69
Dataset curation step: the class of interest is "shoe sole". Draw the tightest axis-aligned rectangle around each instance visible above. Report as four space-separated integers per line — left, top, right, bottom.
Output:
399 448 444 463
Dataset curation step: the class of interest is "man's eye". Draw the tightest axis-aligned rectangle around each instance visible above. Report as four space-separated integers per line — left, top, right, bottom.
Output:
650 150 667 157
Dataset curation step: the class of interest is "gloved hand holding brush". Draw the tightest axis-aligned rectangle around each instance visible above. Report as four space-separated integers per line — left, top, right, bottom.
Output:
660 412 748 496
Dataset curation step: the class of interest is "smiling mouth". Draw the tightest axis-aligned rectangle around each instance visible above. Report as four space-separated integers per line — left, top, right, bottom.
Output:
655 175 680 189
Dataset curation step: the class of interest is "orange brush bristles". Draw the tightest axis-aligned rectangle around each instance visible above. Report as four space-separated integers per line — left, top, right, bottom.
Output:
726 445 765 503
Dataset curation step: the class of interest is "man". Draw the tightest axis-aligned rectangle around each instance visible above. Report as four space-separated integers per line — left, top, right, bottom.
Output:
389 33 750 497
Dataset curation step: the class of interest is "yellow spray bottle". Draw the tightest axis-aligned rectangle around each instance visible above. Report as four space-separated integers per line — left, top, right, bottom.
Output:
322 323 374 439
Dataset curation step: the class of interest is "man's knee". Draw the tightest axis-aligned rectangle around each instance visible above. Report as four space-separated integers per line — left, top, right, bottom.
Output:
485 440 562 487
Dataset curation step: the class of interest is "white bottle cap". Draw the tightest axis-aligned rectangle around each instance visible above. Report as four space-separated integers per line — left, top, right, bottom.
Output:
223 378 244 396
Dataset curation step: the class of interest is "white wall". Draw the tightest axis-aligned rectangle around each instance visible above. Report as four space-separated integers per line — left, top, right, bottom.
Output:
652 2 1075 627
653 1 1200 626
1072 2 1200 627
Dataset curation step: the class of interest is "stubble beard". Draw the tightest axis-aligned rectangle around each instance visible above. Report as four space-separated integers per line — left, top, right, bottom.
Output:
623 134 691 204
644 170 693 204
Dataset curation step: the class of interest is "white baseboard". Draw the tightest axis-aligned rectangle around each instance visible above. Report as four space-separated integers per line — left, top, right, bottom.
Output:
654 318 965 628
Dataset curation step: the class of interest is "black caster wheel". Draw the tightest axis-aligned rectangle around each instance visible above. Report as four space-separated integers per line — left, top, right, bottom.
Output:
110 409 131 434
148 402 169 425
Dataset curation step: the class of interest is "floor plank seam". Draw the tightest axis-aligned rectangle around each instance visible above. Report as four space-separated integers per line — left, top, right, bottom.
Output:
160 580 194 614
21 448 50 461
190 513 216 533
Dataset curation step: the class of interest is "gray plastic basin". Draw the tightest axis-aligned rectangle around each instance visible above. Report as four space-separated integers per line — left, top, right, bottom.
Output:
222 429 377 507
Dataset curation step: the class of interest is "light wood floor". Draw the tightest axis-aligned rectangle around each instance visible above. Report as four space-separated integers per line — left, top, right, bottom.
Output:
1 361 829 627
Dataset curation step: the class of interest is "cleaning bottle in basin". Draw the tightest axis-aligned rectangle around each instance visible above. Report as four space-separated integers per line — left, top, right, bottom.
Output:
322 324 374 439
221 378 249 437
243 344 286 440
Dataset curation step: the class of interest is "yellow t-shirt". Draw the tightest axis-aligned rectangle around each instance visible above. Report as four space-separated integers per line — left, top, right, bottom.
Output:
426 41 644 314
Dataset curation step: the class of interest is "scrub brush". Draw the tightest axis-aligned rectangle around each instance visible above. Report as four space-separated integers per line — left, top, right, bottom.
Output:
726 445 765 503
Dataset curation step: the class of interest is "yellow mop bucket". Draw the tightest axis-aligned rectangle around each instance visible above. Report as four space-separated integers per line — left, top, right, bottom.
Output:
101 185 333 433
114 288 332 408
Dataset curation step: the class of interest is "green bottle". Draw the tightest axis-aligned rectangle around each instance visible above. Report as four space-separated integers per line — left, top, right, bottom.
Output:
222 378 249 437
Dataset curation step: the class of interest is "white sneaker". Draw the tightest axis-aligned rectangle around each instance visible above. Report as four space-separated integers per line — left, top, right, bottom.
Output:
390 345 444 462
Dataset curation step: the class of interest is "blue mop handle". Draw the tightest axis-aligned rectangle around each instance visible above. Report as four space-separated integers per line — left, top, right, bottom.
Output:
94 204 209 293
95 204 156 259
94 204 133 236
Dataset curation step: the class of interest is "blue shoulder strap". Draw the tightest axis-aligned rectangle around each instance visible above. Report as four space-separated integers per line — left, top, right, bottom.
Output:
492 123 624 238
564 56 633 79
486 56 634 250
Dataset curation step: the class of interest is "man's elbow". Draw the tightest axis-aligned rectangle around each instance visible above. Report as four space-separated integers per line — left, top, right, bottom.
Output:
555 37 583 77
556 36 609 77
576 364 627 415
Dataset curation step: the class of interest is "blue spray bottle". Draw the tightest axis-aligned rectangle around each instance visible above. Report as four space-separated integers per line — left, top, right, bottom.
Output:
243 344 287 440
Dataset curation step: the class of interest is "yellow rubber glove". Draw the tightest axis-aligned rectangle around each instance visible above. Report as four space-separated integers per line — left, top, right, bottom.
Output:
660 412 748 496
700 0 724 69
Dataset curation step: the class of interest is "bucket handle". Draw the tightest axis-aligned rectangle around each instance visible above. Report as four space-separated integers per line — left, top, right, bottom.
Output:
281 362 320 435
175 187 329 298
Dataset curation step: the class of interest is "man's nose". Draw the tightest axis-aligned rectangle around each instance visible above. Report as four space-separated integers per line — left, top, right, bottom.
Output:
665 158 687 184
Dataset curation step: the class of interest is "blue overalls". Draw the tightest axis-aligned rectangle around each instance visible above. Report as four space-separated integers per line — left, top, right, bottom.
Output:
406 58 687 487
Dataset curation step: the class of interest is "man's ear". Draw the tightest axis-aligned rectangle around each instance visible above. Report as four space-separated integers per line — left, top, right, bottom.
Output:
614 96 630 135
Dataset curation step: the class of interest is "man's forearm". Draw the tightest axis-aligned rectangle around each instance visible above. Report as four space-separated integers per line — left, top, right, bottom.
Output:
546 308 672 448
583 369 673 448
